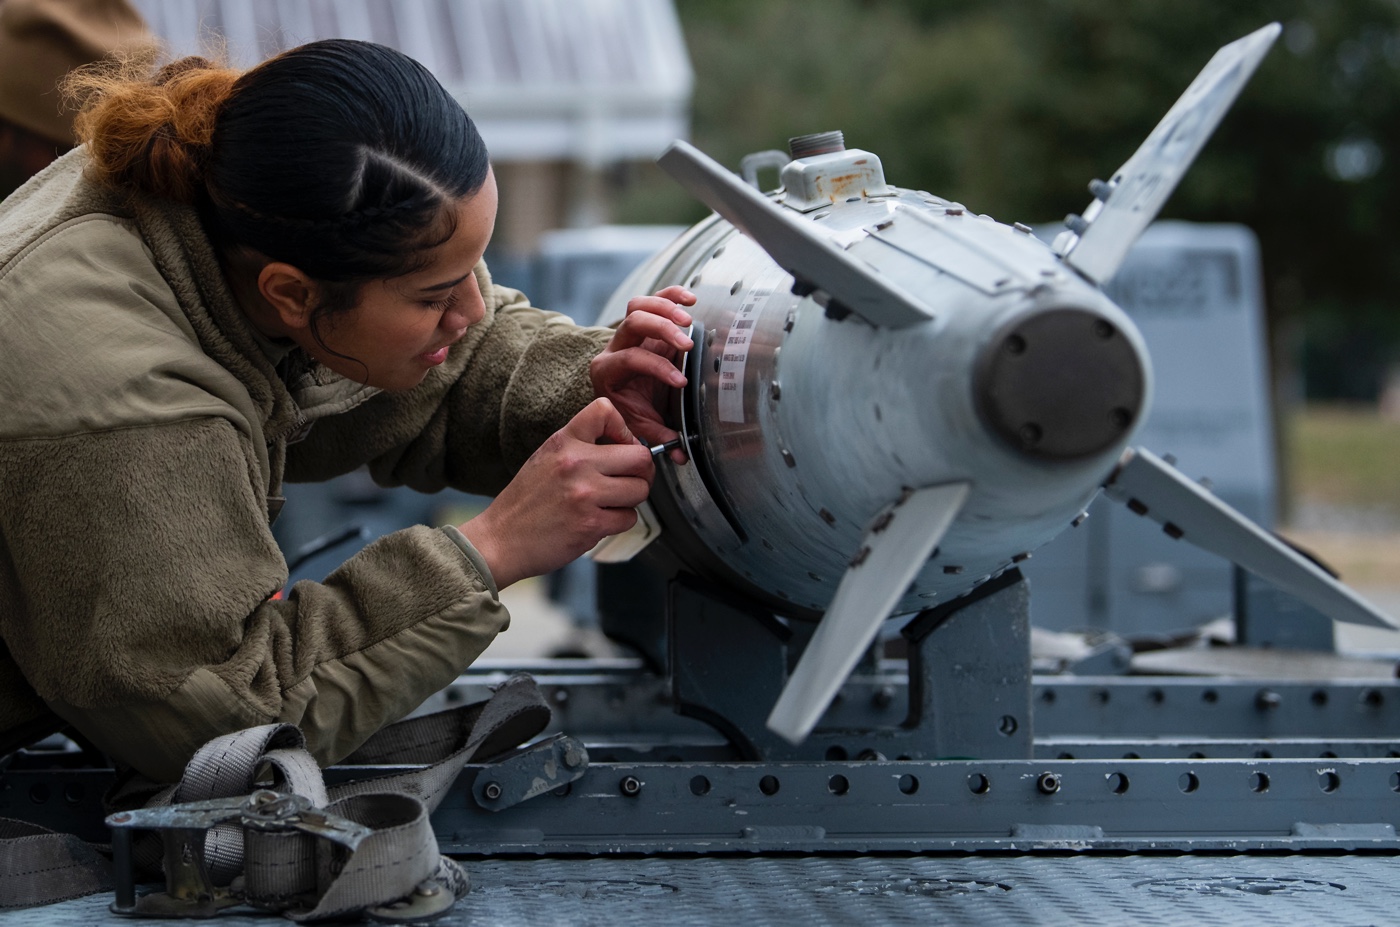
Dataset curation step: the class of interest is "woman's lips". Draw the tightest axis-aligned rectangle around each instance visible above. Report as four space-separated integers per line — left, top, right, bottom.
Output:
419 344 451 366
420 330 467 366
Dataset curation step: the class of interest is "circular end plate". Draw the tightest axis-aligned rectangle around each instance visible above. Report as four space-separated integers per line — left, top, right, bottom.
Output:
975 308 1146 461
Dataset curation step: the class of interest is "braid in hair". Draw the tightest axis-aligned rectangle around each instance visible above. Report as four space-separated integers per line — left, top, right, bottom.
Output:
65 39 491 377
68 39 490 318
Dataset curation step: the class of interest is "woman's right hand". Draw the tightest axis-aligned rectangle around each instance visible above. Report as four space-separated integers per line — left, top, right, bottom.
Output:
459 398 654 590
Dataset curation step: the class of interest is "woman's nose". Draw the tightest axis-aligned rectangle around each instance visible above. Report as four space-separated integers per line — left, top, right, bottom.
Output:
445 290 485 329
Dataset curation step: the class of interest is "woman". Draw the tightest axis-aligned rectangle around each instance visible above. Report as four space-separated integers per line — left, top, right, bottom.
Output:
0 39 694 781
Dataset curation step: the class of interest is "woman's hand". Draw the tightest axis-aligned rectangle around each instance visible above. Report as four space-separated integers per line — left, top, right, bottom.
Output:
459 398 654 589
589 286 696 463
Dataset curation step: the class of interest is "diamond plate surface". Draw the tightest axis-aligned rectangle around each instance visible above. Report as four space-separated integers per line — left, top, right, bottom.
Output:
8 854 1399 926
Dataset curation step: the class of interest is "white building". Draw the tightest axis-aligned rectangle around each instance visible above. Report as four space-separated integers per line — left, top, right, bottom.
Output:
130 0 694 255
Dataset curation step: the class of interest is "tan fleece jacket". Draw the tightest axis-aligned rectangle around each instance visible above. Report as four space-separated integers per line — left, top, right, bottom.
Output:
0 149 612 780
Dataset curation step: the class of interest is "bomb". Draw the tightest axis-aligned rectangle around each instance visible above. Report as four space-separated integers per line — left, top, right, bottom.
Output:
594 23 1395 744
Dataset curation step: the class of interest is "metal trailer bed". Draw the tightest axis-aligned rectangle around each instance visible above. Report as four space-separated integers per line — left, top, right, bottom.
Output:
6 572 1400 925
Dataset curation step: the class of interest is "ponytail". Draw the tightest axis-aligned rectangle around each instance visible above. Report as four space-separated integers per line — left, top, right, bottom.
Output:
68 56 240 205
64 40 490 291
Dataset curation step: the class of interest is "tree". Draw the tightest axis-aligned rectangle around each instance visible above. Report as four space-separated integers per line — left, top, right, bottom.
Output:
620 0 1400 397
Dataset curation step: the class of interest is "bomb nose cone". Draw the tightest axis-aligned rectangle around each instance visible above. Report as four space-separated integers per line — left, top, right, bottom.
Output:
974 308 1147 461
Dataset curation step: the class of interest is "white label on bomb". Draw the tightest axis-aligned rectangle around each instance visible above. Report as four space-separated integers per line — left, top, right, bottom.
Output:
718 288 769 423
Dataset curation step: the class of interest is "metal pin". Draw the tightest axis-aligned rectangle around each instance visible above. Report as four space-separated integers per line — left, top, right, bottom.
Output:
649 438 684 456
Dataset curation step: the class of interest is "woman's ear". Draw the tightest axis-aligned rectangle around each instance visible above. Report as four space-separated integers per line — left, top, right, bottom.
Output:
257 262 319 331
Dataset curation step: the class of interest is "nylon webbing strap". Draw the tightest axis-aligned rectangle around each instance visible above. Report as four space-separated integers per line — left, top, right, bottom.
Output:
332 671 552 812
162 724 319 886
0 672 553 918
281 793 442 922
0 819 112 909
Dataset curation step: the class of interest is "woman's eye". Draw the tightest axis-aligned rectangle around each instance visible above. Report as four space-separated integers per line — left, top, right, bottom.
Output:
423 290 460 312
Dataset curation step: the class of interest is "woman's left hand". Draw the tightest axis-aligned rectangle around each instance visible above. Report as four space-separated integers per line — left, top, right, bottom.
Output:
589 285 696 462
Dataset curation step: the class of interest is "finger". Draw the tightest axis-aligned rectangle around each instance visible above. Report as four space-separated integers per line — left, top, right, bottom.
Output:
592 474 653 509
594 505 641 538
613 308 696 353
569 474 653 522
651 285 697 307
567 397 632 444
625 294 694 328
591 443 655 481
594 346 688 390
618 411 677 453
597 401 638 446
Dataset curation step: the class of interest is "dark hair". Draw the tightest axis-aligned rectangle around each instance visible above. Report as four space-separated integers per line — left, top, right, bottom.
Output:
70 39 490 347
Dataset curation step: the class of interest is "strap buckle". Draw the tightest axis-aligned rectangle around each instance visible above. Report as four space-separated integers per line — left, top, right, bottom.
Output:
106 789 369 918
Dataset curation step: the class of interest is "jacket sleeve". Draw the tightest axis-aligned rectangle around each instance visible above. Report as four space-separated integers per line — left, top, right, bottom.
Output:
0 415 508 782
286 262 615 496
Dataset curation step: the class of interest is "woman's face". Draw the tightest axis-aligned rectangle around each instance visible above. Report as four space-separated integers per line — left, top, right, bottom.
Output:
300 171 500 391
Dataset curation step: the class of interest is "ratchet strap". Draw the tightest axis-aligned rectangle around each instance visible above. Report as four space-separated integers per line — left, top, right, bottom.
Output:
0 672 561 920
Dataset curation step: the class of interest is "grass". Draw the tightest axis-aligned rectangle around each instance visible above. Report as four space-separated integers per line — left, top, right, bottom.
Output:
1285 402 1400 519
1281 402 1400 590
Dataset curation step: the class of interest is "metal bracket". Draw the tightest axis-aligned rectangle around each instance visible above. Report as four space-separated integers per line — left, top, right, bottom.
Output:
902 569 1034 759
669 570 1033 760
469 734 590 811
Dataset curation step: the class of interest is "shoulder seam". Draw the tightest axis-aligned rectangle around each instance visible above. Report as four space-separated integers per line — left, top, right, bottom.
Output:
0 213 140 289
0 415 239 445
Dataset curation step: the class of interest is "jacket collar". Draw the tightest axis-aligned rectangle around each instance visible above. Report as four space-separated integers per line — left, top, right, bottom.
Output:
125 180 381 442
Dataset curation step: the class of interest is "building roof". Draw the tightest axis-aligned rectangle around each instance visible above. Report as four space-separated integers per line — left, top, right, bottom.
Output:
129 0 692 163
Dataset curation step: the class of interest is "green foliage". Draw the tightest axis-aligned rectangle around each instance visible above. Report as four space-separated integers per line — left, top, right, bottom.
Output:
1289 402 1400 517
618 0 1400 396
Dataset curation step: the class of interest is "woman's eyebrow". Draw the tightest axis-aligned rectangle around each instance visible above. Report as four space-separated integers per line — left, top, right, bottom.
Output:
418 272 471 294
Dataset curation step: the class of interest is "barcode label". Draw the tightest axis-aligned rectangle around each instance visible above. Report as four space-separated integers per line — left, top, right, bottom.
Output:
717 287 771 423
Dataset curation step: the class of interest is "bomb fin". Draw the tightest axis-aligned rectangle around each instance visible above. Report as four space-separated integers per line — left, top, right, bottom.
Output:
767 482 971 744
